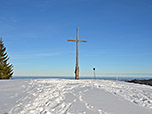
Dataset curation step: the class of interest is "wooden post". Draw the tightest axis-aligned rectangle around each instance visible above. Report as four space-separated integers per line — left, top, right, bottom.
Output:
75 27 79 79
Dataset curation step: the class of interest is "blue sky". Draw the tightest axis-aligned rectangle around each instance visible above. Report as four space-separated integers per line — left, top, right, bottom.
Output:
0 0 152 77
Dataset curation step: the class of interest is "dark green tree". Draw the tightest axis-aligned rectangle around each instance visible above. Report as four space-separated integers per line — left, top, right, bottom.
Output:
0 38 13 79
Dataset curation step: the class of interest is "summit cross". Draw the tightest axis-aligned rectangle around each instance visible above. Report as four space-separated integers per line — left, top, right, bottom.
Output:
67 27 87 79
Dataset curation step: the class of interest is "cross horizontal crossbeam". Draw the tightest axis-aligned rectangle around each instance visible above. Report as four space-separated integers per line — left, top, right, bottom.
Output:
67 40 87 42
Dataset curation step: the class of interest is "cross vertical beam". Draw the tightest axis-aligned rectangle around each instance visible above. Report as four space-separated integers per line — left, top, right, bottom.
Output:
67 27 87 79
76 27 79 79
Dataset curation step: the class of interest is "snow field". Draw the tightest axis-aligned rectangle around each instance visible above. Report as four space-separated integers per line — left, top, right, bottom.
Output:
0 79 151 114
93 80 152 109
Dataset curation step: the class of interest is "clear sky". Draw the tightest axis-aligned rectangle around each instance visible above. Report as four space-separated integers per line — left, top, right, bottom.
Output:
0 0 152 77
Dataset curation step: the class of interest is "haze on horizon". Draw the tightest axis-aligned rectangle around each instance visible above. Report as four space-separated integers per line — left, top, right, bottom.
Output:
0 0 152 77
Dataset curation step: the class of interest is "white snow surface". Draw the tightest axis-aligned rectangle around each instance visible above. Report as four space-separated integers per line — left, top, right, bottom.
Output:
0 79 152 114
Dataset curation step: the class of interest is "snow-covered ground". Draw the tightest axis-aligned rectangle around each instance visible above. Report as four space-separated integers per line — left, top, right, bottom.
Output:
0 79 152 114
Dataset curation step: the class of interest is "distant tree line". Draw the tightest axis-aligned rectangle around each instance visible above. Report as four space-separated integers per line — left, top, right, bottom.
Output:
0 38 13 79
127 79 152 86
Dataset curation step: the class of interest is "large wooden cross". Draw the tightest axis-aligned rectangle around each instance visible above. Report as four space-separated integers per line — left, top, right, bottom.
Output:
67 27 87 79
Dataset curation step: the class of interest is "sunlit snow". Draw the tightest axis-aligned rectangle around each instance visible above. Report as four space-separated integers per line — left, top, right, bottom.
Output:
0 79 152 114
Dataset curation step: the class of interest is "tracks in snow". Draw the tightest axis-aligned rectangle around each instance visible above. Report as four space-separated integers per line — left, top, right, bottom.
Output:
9 79 152 114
